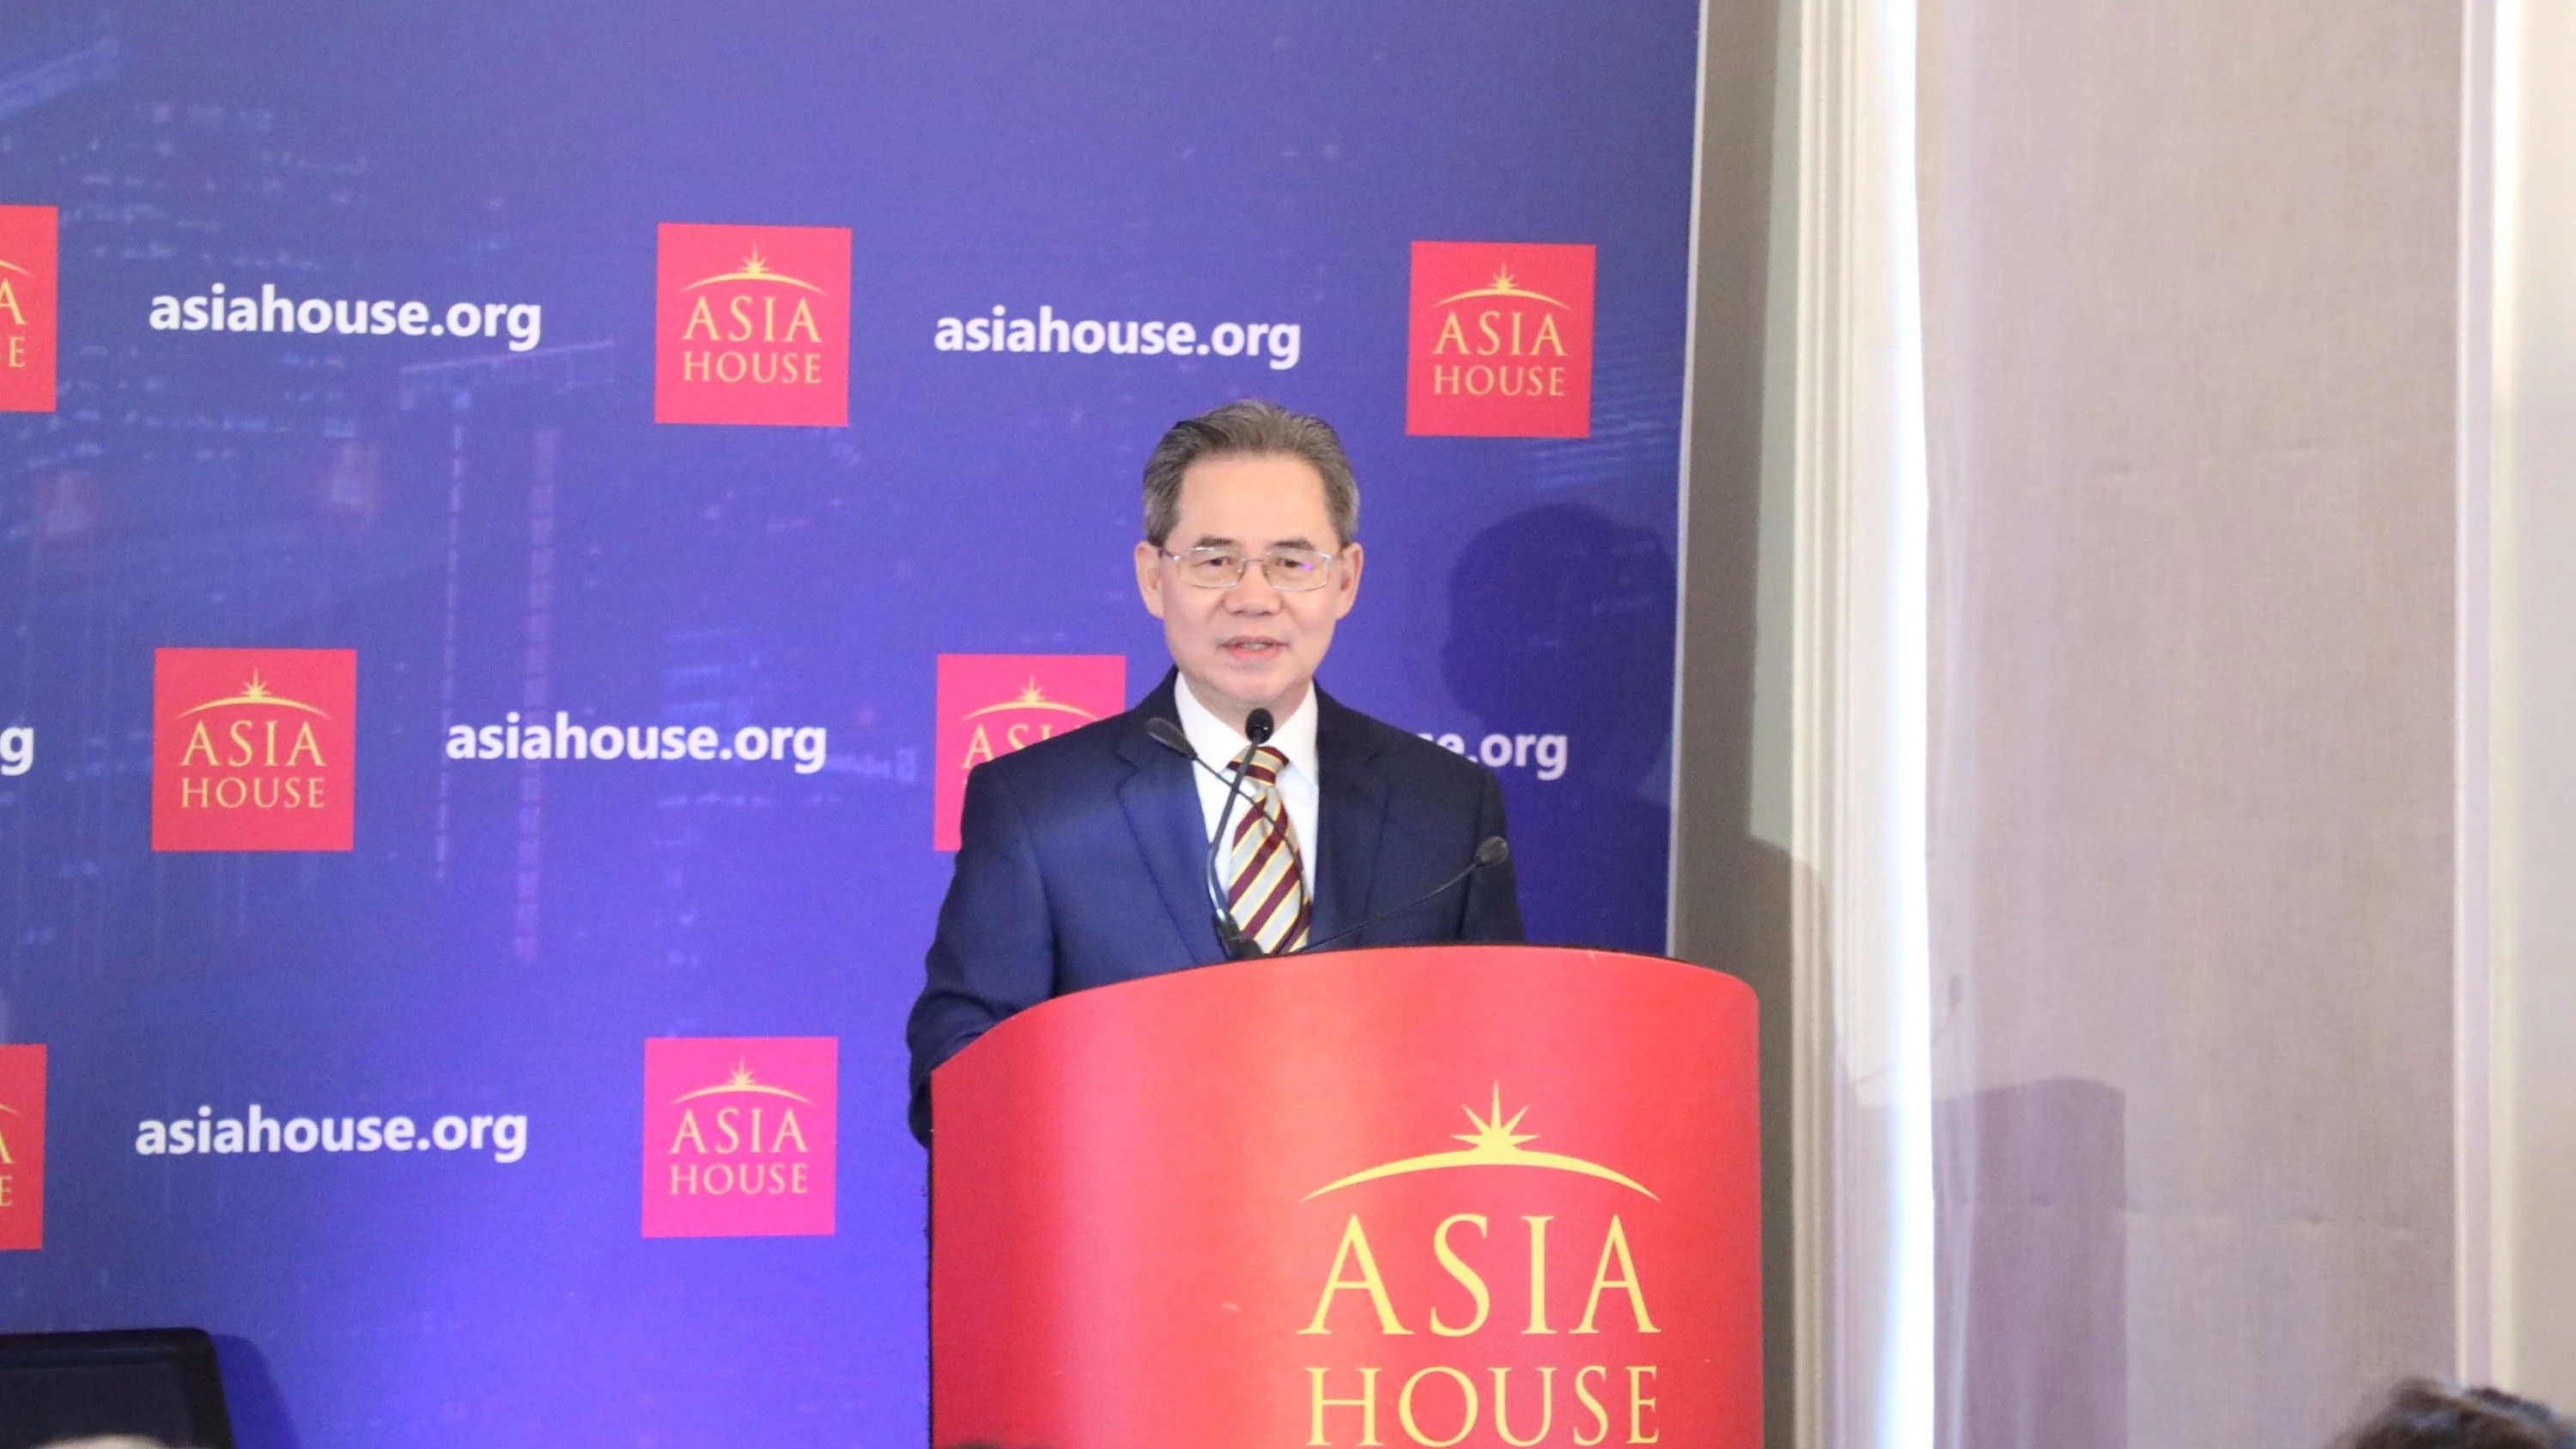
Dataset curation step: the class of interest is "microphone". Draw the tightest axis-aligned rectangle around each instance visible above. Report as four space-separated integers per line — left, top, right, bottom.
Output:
1144 715 1197 764
1297 835 1510 955
1145 710 1276 960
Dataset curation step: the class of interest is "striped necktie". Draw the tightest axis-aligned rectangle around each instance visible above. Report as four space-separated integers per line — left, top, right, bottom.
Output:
1226 744 1310 955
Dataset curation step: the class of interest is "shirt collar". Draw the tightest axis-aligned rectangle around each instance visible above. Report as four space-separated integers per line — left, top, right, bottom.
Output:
1173 676 1320 779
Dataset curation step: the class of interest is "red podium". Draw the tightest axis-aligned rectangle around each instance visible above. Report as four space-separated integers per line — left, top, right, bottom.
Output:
931 944 1760 1448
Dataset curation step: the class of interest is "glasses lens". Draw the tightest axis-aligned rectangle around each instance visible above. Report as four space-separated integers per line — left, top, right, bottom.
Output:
1263 549 1333 591
1174 547 1334 590
1181 549 1244 587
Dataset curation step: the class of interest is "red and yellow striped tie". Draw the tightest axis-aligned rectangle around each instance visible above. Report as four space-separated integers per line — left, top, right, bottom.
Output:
1226 744 1310 955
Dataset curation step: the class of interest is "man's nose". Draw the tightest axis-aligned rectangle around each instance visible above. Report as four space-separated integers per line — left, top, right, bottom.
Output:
1225 561 1284 609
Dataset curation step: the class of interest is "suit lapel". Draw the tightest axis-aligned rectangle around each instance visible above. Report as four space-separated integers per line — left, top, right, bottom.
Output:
1311 688 1389 947
1116 673 1226 965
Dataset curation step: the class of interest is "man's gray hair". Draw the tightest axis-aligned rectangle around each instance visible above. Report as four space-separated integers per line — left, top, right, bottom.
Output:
1140 399 1360 548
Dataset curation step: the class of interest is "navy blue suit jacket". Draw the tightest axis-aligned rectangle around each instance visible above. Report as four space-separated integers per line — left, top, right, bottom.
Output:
906 670 1523 1142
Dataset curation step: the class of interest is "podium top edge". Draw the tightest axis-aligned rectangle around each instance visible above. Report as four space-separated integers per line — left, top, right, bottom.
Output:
939 943 1756 1077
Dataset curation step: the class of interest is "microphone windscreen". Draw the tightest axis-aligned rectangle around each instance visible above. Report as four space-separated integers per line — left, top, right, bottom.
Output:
1244 708 1275 746
1145 718 1195 759
1474 836 1511 868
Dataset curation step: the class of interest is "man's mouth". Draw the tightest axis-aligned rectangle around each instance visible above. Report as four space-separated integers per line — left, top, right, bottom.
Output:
1220 637 1287 661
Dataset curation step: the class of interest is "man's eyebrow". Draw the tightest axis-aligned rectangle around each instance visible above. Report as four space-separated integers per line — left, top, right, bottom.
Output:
1182 535 1325 551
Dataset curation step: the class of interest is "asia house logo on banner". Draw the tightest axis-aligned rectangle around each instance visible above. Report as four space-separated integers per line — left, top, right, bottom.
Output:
654 222 852 427
152 648 357 852
0 204 58 415
0 1045 45 1252
1406 240 1596 439
934 654 1127 852
643 1037 837 1239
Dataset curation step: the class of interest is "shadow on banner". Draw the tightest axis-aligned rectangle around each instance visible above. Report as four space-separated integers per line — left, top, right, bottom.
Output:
1443 502 1675 955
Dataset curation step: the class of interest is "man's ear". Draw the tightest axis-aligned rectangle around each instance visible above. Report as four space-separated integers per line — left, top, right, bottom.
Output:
1332 542 1364 621
1134 541 1168 619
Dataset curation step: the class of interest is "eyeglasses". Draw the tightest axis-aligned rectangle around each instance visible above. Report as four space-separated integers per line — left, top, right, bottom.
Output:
1160 545 1341 591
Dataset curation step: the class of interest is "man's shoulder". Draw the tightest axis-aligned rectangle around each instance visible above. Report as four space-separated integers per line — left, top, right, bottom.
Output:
970 700 1152 804
1321 694 1493 798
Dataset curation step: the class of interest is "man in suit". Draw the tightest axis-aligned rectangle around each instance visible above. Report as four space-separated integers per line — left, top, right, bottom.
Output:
905 399 1524 1143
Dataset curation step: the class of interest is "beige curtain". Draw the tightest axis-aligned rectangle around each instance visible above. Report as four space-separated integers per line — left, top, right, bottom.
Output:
1915 3 2463 1445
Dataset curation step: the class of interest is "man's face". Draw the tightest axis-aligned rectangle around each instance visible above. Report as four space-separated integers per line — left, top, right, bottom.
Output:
1133 453 1364 730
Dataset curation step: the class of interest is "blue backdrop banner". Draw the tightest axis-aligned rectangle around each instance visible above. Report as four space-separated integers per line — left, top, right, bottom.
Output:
0 2 1701 1442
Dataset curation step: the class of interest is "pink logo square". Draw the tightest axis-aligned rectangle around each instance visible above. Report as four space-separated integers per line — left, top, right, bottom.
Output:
1405 239 1596 438
653 222 851 427
934 653 1127 851
642 1037 836 1239
152 647 359 852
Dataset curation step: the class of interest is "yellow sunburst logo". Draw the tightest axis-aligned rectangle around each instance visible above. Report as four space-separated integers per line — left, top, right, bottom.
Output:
178 670 330 718
961 676 1104 722
672 1059 811 1105
685 247 825 294
0 258 28 277
1433 264 1571 311
1305 1084 1655 1200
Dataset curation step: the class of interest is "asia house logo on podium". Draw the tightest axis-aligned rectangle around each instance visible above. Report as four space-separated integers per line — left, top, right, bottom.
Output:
654 222 852 427
642 1037 836 1239
1406 240 1596 439
152 649 357 852
934 653 1127 851
1293 1086 1677 1449
0 1045 45 1252
0 204 58 415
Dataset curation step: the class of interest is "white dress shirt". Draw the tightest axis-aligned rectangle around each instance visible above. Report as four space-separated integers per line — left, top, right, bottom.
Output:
1173 677 1321 888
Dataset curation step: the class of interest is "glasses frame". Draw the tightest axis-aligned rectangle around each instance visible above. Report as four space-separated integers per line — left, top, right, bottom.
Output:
1157 544 1346 592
